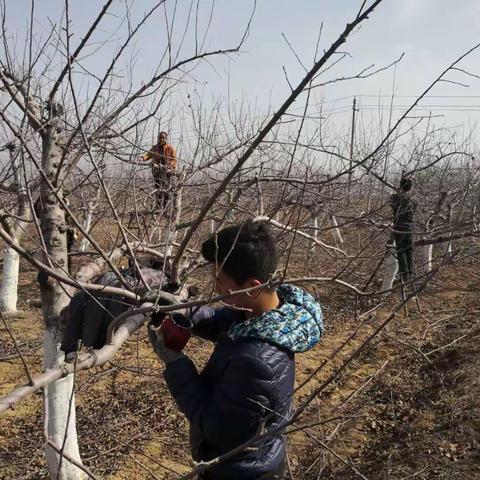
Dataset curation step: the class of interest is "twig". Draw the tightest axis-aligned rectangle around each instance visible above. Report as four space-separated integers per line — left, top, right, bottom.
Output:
0 311 34 384
47 440 99 480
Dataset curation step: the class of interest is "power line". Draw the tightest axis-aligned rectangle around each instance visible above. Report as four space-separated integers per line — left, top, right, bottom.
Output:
357 94 480 99
131 92 480 146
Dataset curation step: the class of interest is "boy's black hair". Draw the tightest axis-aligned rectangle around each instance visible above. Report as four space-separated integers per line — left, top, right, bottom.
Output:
400 177 413 192
201 221 278 285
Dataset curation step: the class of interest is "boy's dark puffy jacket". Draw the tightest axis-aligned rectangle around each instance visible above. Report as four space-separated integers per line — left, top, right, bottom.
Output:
164 285 323 479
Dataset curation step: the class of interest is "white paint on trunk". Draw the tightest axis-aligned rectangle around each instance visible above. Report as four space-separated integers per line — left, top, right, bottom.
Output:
445 241 453 256
0 246 20 313
79 210 93 252
256 181 264 216
424 244 433 272
330 215 344 245
79 187 101 252
43 328 86 480
382 241 398 290
310 216 318 250
40 126 86 480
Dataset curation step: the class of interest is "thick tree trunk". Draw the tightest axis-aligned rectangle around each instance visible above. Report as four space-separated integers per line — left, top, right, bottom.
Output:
0 146 30 315
0 246 20 313
310 215 318 250
79 210 92 252
79 187 101 252
39 125 86 479
443 240 453 259
382 240 398 290
330 214 344 245
424 243 433 272
43 328 84 480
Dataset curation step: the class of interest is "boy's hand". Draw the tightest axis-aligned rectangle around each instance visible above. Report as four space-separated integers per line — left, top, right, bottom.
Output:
148 323 186 365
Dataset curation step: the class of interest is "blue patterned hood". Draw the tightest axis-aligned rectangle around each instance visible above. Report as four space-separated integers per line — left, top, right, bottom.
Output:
227 284 323 353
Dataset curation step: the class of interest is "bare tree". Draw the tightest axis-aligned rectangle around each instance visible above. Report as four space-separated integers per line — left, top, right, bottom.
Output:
1 0 480 478
0 143 32 313
0 0 251 477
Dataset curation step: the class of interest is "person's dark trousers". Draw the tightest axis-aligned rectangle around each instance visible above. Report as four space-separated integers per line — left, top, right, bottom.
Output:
198 462 286 480
153 171 173 209
394 230 414 280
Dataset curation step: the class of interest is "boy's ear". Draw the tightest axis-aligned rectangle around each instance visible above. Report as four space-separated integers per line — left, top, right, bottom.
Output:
245 278 262 298
244 278 261 288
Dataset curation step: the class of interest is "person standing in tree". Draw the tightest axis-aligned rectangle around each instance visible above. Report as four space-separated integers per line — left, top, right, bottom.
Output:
389 177 416 281
141 131 177 209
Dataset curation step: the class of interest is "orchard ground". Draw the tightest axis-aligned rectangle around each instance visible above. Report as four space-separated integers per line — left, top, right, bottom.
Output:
0 244 479 479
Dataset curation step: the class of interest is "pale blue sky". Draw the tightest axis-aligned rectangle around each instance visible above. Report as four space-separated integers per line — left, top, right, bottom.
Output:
4 1 480 142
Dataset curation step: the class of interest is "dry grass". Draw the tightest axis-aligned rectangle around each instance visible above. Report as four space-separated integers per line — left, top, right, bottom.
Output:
0 246 479 479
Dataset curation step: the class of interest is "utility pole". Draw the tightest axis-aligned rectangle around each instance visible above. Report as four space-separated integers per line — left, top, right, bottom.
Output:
349 96 357 189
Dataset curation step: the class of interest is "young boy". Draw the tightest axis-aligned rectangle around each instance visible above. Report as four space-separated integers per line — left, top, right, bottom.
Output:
148 221 324 479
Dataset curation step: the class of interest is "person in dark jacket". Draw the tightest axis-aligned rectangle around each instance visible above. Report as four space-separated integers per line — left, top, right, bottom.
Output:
148 221 324 479
389 177 417 281
61 266 174 354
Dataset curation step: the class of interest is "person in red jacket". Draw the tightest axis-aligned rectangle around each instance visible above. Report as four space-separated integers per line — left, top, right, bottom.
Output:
141 131 177 209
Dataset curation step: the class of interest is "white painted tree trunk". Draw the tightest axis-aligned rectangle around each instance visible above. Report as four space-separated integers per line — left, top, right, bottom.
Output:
39 124 86 479
424 243 433 272
43 328 85 480
310 216 318 250
255 180 264 216
444 240 453 258
79 210 93 253
330 215 344 245
0 146 30 315
79 188 101 253
0 246 20 313
382 241 398 290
